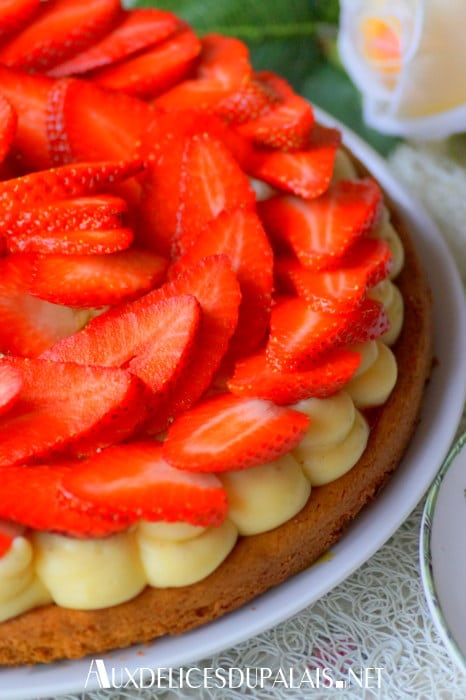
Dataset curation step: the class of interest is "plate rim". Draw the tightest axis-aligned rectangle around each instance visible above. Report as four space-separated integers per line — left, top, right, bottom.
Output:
420 431 466 674
2 108 466 699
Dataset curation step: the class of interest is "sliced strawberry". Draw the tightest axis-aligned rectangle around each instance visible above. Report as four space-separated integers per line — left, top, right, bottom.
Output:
0 363 23 416
139 256 241 432
0 520 25 557
174 131 256 255
0 464 131 537
60 442 227 527
137 112 254 256
214 76 279 126
0 0 122 72
0 254 92 357
259 178 382 269
173 208 273 358
0 0 41 44
154 78 232 113
0 66 52 171
0 159 144 226
0 357 145 467
163 392 310 472
6 226 133 255
228 348 361 404
196 34 251 88
247 123 341 198
0 93 16 164
7 194 129 236
266 296 389 370
43 293 200 391
238 93 314 151
128 296 201 395
47 78 153 166
276 238 393 313
49 9 182 77
92 26 201 99
29 248 167 308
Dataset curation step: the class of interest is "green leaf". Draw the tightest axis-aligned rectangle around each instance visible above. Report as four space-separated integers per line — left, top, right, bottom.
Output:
301 64 400 156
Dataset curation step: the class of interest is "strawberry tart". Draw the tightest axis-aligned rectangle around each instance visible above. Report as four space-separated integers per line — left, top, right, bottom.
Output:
0 1 432 666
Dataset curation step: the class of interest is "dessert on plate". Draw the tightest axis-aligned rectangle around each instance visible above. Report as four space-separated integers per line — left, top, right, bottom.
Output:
0 0 432 666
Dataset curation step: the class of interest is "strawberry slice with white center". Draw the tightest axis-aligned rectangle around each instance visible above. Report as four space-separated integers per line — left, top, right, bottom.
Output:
0 357 146 467
29 248 167 308
0 465 132 538
0 0 122 72
276 237 393 313
247 123 341 199
0 363 23 416
0 254 92 357
43 294 201 398
0 519 25 557
266 296 389 371
60 442 228 527
174 130 256 256
259 178 382 269
163 392 310 472
49 8 182 77
228 348 361 405
172 208 273 358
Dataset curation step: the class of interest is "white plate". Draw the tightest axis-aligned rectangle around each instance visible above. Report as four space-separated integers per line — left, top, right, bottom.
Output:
2 111 466 699
420 432 466 674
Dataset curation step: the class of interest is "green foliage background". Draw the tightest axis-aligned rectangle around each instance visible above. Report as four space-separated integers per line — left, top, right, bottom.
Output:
127 0 398 155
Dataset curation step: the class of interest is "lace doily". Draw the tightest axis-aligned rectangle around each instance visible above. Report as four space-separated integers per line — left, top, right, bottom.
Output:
42 145 466 700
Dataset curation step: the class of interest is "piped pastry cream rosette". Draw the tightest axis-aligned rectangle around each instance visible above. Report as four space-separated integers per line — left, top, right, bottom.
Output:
0 2 432 666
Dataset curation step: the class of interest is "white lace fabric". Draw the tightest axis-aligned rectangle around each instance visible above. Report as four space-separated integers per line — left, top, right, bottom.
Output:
44 144 466 700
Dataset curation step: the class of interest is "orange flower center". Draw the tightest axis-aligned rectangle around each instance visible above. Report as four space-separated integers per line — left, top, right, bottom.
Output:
361 16 402 73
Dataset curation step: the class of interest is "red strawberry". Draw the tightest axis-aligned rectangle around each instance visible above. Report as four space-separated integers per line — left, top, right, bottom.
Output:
7 194 129 236
0 93 16 164
154 79 232 113
43 293 201 395
0 0 122 72
0 0 41 44
0 159 144 227
0 464 131 538
173 208 273 358
0 66 52 171
92 26 201 99
139 256 241 432
266 296 389 370
163 392 310 472
46 78 153 166
0 356 145 467
174 131 256 255
247 123 341 198
0 254 91 357
6 225 133 255
60 442 228 527
259 178 382 268
276 238 393 313
29 248 167 308
228 348 361 404
238 93 315 151
137 113 255 256
49 9 182 77
196 34 251 88
0 363 23 416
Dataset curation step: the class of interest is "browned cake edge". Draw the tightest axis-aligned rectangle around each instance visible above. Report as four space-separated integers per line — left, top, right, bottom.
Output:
0 191 434 667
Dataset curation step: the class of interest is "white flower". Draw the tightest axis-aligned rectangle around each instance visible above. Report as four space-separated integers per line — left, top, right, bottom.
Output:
338 0 466 139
